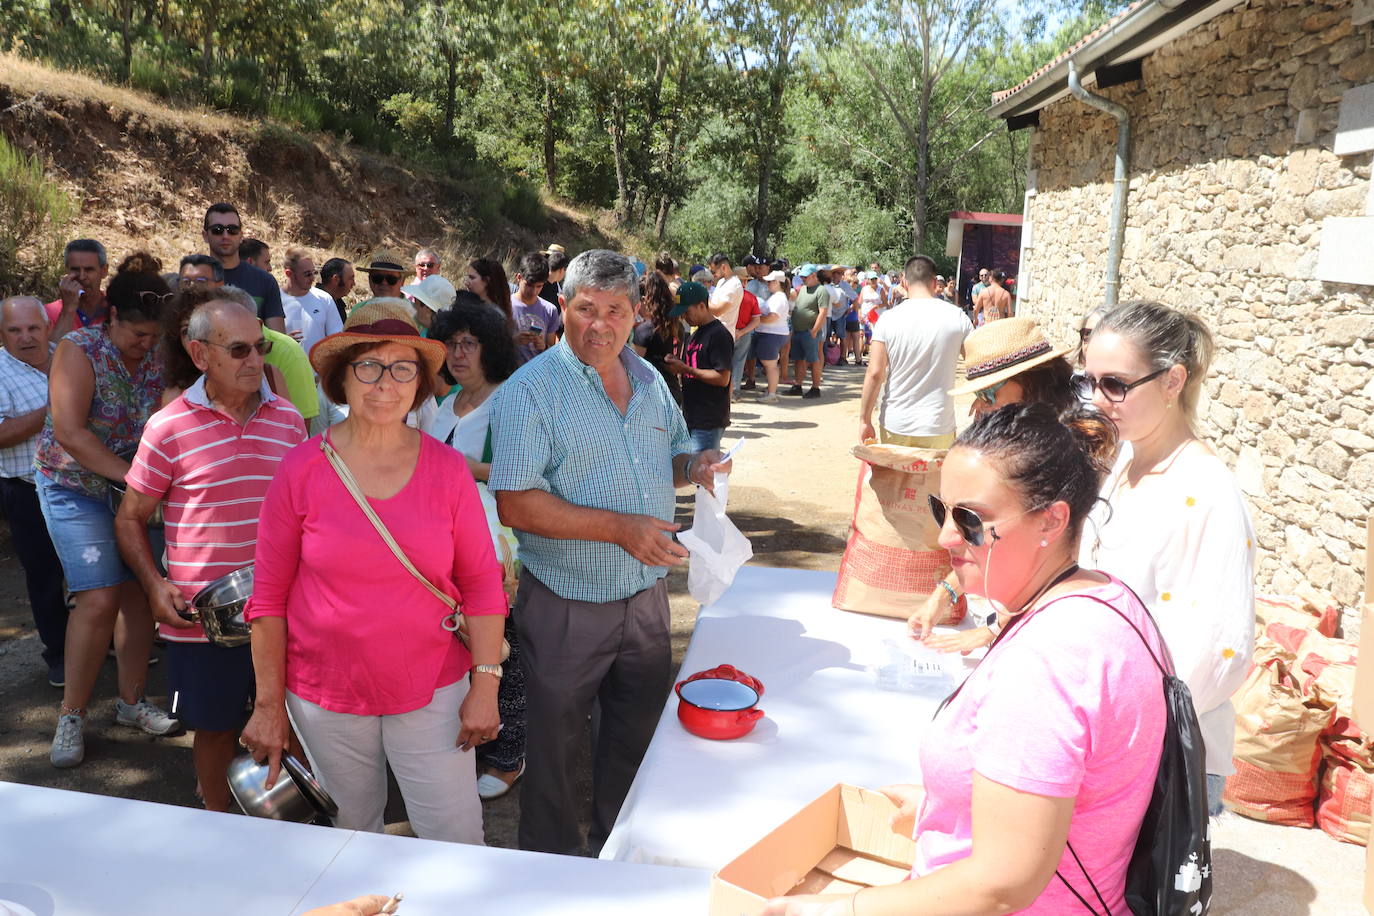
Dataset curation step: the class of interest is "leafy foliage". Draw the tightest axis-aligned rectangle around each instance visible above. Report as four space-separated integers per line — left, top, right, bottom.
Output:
0 134 76 296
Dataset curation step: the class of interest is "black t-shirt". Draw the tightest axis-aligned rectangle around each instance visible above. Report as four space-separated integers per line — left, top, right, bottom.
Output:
681 319 733 430
223 261 285 321
538 280 560 305
633 320 682 405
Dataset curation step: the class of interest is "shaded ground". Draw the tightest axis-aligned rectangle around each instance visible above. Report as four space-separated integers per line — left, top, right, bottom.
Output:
0 360 1364 912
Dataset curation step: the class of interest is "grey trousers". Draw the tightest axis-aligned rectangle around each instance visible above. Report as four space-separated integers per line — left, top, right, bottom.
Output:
515 571 671 855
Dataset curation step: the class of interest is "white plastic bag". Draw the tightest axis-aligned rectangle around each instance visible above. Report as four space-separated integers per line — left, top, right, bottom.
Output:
678 471 753 606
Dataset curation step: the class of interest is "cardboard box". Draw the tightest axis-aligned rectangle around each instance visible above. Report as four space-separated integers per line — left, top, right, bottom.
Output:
709 784 915 916
1356 516 1373 913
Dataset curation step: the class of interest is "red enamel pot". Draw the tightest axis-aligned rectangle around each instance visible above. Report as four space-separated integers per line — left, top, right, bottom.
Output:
674 664 766 740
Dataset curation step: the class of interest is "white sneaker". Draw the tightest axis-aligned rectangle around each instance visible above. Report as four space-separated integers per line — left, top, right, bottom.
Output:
51 713 85 768
115 698 180 736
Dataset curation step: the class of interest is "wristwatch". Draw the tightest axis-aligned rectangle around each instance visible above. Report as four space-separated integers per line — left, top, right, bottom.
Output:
473 664 504 680
983 611 1003 636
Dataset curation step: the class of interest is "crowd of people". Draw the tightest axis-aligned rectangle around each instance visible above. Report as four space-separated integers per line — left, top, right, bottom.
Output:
0 203 1254 914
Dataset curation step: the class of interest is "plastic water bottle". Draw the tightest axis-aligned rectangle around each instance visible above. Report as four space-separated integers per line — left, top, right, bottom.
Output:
873 636 955 695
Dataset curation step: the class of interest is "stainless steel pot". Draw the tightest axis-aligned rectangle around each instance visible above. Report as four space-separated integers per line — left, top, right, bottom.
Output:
108 482 165 527
183 566 253 647
227 752 338 823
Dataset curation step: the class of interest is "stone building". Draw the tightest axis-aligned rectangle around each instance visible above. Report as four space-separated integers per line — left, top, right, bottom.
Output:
989 0 1374 632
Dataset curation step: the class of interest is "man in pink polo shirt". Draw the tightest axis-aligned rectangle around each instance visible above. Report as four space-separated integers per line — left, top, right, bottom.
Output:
46 239 111 341
114 298 305 812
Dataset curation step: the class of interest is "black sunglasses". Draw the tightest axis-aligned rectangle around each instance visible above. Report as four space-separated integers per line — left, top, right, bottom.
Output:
1077 326 1093 341
370 274 402 286
928 495 995 547
207 223 242 236
1071 367 1167 403
197 338 273 359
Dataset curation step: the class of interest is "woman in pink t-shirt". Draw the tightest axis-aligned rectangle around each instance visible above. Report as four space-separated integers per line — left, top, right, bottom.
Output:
240 300 507 846
765 404 1167 916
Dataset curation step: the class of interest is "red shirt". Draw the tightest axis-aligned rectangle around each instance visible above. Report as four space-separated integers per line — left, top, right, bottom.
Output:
45 297 107 330
735 291 761 330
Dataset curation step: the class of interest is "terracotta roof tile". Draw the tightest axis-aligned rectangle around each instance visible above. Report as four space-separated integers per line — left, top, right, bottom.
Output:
990 0 1148 105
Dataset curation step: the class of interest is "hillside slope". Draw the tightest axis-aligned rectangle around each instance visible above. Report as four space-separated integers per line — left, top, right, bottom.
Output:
0 54 637 289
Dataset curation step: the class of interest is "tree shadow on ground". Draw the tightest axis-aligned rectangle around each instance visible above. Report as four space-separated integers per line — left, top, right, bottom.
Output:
1209 848 1319 915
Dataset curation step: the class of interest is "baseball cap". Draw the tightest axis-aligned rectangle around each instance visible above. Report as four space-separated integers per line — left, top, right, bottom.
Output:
668 280 710 317
763 270 786 282
797 263 819 278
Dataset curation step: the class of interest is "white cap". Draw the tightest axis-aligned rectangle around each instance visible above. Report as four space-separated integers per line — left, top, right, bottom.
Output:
763 270 786 282
401 274 457 313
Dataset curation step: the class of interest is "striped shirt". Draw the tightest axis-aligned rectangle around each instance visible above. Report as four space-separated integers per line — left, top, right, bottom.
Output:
125 375 306 642
0 345 52 481
489 338 692 603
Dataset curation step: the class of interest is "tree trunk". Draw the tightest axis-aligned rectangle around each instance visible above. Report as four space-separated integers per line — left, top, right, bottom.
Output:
912 80 931 253
200 0 216 87
610 103 632 224
118 0 133 83
752 135 774 255
655 195 671 240
542 79 557 194
442 50 457 149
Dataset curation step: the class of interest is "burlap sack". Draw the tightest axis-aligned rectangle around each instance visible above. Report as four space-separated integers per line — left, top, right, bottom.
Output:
1224 651 1331 826
833 443 951 620
1317 758 1373 845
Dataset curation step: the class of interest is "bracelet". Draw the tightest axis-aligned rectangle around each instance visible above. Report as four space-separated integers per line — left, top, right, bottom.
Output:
685 452 702 487
937 580 960 606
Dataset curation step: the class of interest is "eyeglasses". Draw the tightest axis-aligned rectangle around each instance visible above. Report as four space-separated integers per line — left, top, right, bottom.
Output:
179 276 212 288
1071 367 1167 403
1077 326 1093 342
416 262 439 270
929 495 1037 547
197 338 273 359
135 291 175 306
370 275 402 286
207 224 242 236
974 379 1008 405
444 337 479 354
293 268 317 278
350 359 419 384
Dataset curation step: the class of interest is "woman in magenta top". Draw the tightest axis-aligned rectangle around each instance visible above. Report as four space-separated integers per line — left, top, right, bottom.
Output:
765 405 1167 916
241 299 507 845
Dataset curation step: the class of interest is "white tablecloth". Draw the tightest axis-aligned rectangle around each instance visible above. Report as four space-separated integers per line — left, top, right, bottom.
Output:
600 566 962 869
0 782 708 915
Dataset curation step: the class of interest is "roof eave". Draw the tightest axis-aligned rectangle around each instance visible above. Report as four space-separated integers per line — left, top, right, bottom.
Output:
987 0 1250 121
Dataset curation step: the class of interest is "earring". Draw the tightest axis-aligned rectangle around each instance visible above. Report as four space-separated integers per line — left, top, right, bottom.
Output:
1040 539 1049 547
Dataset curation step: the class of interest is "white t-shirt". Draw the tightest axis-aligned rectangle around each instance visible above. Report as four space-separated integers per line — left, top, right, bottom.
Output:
711 276 744 331
425 390 497 460
281 287 343 358
1080 441 1256 776
757 291 792 335
871 297 972 436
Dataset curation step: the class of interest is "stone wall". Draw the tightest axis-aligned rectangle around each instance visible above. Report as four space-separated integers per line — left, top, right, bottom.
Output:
1015 0 1374 634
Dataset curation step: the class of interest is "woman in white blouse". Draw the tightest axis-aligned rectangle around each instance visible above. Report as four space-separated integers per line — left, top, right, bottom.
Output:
424 302 526 800
1076 299 1255 815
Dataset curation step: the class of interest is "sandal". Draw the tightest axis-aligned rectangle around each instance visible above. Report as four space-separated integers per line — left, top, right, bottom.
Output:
477 760 526 800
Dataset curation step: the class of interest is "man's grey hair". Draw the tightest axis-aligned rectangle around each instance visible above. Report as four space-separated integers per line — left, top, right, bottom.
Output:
562 249 639 306
0 295 46 323
691 269 712 285
415 247 440 263
187 296 257 342
64 239 107 267
215 285 256 311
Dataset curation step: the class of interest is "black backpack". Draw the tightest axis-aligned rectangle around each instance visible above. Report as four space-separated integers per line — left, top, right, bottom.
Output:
1054 594 1212 916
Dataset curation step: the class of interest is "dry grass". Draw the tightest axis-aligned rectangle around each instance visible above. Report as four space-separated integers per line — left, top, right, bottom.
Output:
0 53 242 135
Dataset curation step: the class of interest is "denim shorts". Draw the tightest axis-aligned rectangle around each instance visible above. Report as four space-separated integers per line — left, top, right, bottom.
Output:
753 333 787 361
689 427 724 452
36 471 163 592
790 329 821 363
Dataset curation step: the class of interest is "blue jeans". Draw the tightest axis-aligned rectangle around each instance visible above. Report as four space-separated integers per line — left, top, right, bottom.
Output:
689 427 724 452
731 331 754 393
1207 773 1225 817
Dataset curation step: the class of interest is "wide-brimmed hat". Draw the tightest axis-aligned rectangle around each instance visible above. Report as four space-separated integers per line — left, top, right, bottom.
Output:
358 251 406 274
309 298 446 378
540 243 565 256
401 274 457 313
949 316 1073 396
669 281 710 317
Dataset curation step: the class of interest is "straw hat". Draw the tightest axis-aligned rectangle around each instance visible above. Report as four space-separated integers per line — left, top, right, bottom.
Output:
309 298 446 378
949 317 1073 396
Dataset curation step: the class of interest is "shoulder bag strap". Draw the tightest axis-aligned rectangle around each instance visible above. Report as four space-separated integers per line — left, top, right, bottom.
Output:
319 436 459 615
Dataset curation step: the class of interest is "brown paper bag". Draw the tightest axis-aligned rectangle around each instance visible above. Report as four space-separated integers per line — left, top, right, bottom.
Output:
833 443 952 620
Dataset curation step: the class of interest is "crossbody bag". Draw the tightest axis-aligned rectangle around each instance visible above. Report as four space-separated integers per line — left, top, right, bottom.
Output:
321 436 511 663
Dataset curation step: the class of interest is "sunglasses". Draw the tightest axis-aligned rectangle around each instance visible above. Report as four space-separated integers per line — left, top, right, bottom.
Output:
974 379 1008 405
293 268 317 278
929 495 1040 547
370 274 402 286
1077 326 1093 342
207 224 242 236
1071 367 1167 403
416 262 439 270
135 291 175 306
198 338 273 359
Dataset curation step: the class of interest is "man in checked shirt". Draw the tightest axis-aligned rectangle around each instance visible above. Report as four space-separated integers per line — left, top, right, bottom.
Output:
490 249 731 856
